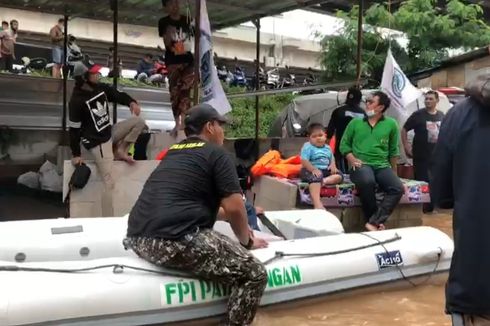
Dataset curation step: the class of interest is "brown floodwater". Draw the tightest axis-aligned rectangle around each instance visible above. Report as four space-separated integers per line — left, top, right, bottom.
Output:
254 212 454 326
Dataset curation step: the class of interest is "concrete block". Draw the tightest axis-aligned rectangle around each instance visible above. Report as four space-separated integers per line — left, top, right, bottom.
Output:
147 131 185 159
384 219 399 230
64 160 160 217
342 207 364 232
399 204 423 220
70 202 101 218
398 218 423 228
327 208 343 220
252 175 297 211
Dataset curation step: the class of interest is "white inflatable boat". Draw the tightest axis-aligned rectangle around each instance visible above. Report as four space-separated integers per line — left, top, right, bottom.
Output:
0 210 453 326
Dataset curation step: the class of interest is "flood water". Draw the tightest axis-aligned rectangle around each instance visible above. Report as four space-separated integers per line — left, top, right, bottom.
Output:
254 213 454 326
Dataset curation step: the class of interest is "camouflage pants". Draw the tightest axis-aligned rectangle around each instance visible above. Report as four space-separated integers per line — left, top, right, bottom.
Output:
125 229 268 326
167 63 195 121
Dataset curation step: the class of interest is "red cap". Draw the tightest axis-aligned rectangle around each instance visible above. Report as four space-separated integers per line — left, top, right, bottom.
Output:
88 64 103 74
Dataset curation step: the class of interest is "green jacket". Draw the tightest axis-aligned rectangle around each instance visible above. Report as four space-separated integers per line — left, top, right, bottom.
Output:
339 116 400 169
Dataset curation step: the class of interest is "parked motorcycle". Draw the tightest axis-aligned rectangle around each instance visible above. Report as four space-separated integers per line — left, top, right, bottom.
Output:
231 66 247 88
266 67 280 89
280 66 296 88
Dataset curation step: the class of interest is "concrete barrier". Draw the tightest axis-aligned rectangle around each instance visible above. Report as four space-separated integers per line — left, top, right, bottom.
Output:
251 175 424 233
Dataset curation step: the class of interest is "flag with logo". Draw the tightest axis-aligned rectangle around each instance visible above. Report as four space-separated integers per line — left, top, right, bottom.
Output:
199 0 231 115
381 49 422 118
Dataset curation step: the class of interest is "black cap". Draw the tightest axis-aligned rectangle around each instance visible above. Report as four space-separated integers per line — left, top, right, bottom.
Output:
346 86 362 105
184 103 228 135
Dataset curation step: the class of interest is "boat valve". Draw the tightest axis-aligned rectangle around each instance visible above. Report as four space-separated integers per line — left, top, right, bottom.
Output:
113 265 124 274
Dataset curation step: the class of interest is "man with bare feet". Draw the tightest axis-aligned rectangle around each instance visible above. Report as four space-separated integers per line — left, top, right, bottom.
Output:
340 91 404 231
159 0 195 137
69 58 145 216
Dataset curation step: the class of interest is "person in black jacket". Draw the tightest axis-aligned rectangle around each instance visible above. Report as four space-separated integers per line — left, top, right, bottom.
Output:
68 58 146 217
326 86 365 173
431 74 490 325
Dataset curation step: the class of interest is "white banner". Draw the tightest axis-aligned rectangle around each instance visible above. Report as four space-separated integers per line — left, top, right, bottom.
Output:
199 0 231 115
381 49 422 118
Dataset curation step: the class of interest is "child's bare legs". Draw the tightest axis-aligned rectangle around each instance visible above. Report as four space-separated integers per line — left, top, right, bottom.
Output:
308 182 325 209
323 174 343 185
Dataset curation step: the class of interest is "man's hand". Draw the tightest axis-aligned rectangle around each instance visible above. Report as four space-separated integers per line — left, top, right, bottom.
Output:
255 206 264 215
312 169 323 178
71 156 83 166
251 237 269 249
130 102 141 116
347 155 363 169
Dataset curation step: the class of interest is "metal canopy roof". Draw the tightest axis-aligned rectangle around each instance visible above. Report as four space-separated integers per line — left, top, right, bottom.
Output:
0 0 331 30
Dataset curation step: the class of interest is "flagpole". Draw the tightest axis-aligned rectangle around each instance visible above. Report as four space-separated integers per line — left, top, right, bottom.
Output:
356 0 364 86
193 0 201 105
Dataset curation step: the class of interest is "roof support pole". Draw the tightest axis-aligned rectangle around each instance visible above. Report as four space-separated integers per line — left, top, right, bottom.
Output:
356 0 364 86
254 18 261 158
111 0 119 124
193 0 202 105
61 13 69 142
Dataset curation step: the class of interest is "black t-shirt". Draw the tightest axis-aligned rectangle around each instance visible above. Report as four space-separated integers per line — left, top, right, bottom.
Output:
326 104 365 155
127 137 242 239
403 109 445 161
158 15 193 65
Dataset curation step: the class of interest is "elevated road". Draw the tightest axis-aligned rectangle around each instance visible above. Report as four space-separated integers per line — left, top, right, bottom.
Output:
0 74 175 131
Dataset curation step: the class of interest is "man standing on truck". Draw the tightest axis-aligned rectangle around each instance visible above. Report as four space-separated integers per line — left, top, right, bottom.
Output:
326 86 365 173
158 0 195 137
401 90 444 213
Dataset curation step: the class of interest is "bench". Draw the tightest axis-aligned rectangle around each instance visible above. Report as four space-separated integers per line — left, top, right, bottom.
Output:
251 175 426 232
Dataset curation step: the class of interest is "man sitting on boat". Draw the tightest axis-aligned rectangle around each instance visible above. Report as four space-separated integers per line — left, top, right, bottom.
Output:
340 91 404 231
126 103 269 326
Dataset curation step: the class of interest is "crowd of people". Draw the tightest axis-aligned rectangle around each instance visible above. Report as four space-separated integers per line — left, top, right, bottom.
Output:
4 0 489 324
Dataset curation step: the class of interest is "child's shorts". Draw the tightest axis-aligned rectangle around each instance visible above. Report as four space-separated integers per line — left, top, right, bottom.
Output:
300 168 343 184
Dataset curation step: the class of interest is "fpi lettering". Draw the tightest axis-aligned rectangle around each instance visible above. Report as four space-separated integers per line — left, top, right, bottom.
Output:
162 265 302 305
164 280 231 305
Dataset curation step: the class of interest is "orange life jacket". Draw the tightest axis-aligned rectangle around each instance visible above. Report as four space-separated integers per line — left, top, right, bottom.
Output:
251 150 302 179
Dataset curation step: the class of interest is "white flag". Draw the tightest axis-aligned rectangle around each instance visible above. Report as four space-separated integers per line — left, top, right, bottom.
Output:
199 0 231 115
381 49 422 115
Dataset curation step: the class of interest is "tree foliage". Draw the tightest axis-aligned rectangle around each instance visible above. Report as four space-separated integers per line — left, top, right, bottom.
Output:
320 0 490 83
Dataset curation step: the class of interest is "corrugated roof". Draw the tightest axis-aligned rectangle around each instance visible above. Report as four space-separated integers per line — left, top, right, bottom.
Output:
0 0 330 30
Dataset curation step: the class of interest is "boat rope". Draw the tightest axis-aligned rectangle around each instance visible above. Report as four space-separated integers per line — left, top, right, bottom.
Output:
261 234 402 265
360 232 443 287
0 235 402 275
0 264 189 278
0 234 443 287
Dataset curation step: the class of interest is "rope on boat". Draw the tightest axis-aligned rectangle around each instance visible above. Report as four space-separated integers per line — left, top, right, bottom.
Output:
360 232 443 287
0 264 189 278
0 233 443 287
0 235 402 276
261 234 403 265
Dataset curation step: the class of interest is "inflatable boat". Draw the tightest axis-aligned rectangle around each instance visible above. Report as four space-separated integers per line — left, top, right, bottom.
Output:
0 210 453 326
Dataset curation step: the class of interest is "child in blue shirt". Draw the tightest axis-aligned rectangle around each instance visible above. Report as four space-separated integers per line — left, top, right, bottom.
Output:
300 123 343 209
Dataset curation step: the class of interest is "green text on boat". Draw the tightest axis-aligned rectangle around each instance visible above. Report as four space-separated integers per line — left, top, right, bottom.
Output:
162 265 302 305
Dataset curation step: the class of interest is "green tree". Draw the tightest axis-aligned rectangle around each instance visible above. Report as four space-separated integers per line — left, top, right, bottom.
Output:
320 0 490 83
